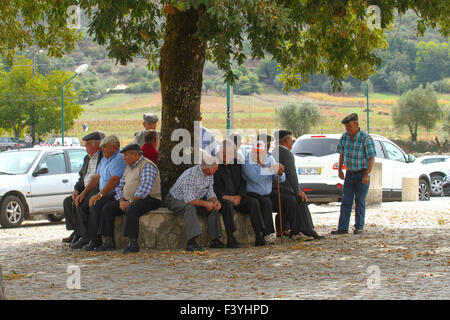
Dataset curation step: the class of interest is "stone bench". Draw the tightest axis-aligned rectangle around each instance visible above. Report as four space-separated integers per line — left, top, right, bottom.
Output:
114 207 256 250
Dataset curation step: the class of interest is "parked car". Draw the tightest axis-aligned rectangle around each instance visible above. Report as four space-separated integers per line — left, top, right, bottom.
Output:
0 147 87 228
0 137 27 151
416 155 450 196
37 137 81 147
443 175 450 196
292 134 432 203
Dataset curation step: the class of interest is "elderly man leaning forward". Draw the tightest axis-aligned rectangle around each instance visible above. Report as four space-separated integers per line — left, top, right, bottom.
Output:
95 143 162 253
62 131 104 245
133 113 159 147
271 130 324 240
166 153 225 252
214 140 267 247
70 135 127 250
332 113 376 235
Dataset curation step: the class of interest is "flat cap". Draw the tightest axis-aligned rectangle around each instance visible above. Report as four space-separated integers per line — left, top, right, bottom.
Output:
143 113 159 123
82 131 105 141
274 130 292 141
120 143 141 153
99 135 120 147
341 113 358 124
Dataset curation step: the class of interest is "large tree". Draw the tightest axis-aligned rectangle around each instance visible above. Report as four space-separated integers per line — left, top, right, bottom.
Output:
1 0 448 195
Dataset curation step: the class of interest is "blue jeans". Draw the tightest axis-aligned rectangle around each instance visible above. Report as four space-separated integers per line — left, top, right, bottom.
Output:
338 171 370 231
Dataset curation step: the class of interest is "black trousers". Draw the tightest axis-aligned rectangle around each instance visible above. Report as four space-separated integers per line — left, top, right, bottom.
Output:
273 191 315 235
292 194 315 234
99 196 162 239
271 190 299 235
63 196 76 231
75 192 115 241
219 196 265 237
247 192 274 236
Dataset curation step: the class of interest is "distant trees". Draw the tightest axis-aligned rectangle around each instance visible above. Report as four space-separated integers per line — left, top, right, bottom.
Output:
393 85 443 142
276 102 323 137
0 56 82 139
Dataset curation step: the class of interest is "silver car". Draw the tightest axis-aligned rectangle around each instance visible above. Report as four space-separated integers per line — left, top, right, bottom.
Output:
0 137 27 151
0 147 87 228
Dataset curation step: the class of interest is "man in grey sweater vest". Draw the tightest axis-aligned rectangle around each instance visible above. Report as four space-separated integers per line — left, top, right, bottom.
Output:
96 143 162 253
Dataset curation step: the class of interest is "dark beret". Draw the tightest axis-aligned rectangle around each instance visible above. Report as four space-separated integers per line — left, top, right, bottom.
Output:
120 143 142 153
143 113 159 123
341 113 359 124
82 131 105 141
274 130 292 141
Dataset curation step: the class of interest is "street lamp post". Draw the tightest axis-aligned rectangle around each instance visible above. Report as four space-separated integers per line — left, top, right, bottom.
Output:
61 64 88 145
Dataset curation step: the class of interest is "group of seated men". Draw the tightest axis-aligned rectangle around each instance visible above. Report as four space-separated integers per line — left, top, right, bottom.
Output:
62 113 323 254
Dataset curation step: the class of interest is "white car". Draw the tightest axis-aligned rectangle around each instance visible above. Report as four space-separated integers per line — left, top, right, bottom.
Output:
416 155 450 196
292 134 432 203
37 137 81 147
0 147 87 228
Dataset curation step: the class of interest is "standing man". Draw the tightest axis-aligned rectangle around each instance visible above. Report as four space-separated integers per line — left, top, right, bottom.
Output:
133 113 159 146
62 131 104 245
166 153 224 252
271 130 324 240
332 113 376 235
214 140 266 247
71 135 127 250
141 130 159 164
96 144 162 254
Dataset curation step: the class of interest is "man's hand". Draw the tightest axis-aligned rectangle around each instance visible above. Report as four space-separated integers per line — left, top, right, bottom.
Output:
89 193 102 206
362 173 370 184
270 163 284 175
119 199 130 212
204 201 215 212
297 191 308 202
74 192 85 206
231 195 241 206
338 169 345 180
212 200 222 211
71 190 79 201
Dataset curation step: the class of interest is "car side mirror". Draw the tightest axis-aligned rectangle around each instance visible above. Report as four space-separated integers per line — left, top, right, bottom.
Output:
407 154 416 163
33 167 49 176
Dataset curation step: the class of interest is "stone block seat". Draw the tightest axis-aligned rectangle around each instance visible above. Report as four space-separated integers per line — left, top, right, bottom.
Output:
114 207 256 250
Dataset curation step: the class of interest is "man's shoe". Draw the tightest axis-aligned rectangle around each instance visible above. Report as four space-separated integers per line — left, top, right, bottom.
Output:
255 234 267 246
95 237 116 252
70 236 80 246
227 236 243 249
186 238 204 252
62 232 75 244
123 238 139 254
331 229 348 235
84 240 102 251
70 237 89 249
307 230 325 240
353 229 364 235
210 238 226 248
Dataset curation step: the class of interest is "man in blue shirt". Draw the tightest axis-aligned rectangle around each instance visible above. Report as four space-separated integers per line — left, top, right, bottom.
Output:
242 140 285 244
332 113 376 235
71 135 127 250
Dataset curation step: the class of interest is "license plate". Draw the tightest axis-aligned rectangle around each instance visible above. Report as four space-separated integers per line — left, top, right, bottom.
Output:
298 167 321 175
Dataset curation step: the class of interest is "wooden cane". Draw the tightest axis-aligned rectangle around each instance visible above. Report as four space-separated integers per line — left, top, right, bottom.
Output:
277 174 283 244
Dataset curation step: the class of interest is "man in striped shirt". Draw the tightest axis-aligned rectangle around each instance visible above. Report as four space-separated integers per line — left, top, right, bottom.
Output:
96 144 162 253
332 113 376 235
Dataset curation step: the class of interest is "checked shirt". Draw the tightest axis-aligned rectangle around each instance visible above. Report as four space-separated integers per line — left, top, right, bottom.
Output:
336 130 376 171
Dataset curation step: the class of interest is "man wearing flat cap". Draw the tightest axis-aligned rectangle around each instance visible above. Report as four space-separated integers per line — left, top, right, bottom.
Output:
62 131 104 245
271 130 324 240
332 113 375 235
133 113 159 147
96 143 162 253
71 135 127 250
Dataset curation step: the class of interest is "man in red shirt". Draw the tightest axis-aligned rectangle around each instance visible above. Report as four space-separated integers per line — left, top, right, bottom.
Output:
141 130 159 164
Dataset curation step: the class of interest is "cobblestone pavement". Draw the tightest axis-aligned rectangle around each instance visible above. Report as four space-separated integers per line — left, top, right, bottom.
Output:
1 199 449 300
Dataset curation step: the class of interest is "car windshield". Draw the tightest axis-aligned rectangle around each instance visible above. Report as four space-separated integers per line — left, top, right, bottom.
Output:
292 138 339 157
0 150 40 174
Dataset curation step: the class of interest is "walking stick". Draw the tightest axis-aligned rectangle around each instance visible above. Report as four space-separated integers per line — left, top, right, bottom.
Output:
277 174 283 244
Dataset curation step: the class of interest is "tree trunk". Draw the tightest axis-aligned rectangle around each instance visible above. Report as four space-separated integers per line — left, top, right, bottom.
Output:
158 6 207 198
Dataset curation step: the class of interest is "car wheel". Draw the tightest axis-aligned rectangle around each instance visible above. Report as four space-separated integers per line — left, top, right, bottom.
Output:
46 213 64 222
6 147 12 151
430 175 444 197
418 179 431 201
0 195 25 228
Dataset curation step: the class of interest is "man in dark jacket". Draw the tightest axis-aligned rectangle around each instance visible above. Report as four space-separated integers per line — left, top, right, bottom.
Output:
271 130 324 240
62 131 104 245
214 139 267 247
